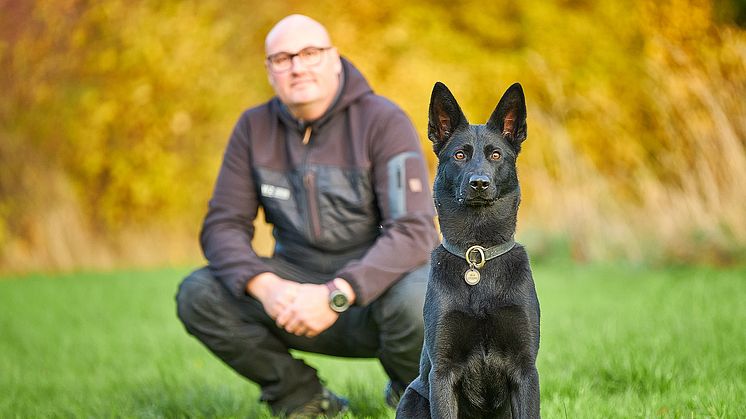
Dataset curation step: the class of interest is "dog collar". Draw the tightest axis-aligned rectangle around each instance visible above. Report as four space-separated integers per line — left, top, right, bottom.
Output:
441 238 516 268
442 238 516 285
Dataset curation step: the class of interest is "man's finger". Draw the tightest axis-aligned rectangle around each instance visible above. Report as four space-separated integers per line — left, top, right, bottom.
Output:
283 315 303 334
275 308 292 328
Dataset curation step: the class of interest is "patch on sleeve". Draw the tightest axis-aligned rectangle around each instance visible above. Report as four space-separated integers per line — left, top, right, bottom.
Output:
387 151 420 218
408 178 422 193
261 184 291 200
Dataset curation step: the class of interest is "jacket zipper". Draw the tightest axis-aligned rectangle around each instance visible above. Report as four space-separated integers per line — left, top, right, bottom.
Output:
301 126 322 241
304 171 322 240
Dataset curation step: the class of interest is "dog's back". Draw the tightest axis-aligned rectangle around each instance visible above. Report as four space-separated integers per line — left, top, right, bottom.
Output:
397 82 540 419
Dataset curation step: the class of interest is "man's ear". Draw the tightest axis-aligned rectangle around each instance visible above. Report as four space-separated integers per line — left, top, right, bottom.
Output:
428 82 468 155
486 83 527 153
332 48 343 76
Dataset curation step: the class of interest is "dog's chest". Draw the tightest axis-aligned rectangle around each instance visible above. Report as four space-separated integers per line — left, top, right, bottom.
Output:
428 253 535 372
437 302 533 365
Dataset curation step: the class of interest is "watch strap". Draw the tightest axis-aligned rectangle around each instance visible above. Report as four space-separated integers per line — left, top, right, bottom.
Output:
325 280 339 294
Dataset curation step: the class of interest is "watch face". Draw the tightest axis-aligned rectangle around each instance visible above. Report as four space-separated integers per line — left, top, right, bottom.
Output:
329 290 350 312
332 293 347 307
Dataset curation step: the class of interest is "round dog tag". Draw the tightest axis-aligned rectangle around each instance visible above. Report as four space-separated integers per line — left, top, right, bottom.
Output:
464 268 481 285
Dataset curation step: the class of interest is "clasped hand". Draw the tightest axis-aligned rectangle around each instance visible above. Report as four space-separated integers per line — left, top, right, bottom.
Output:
274 282 339 337
250 273 339 338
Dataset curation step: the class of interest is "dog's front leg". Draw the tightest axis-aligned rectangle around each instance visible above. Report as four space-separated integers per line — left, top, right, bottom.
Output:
510 367 540 419
429 367 459 419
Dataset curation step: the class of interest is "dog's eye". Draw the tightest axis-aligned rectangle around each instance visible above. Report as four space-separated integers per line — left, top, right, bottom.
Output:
454 151 466 161
490 150 502 161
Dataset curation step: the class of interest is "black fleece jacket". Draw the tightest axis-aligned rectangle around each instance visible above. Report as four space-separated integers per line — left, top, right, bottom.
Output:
200 58 439 305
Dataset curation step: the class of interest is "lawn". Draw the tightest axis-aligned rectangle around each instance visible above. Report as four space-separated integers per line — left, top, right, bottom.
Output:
1 262 745 418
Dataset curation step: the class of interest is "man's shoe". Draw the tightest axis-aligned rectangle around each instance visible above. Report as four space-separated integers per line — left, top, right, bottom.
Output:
286 387 349 418
384 380 407 408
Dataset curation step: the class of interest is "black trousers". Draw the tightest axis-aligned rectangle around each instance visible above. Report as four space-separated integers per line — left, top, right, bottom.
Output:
175 257 428 414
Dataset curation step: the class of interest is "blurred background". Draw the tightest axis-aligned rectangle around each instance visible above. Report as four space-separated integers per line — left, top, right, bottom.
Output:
1 0 744 273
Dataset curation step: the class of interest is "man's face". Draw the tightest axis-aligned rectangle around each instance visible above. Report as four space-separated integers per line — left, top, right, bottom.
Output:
265 28 342 114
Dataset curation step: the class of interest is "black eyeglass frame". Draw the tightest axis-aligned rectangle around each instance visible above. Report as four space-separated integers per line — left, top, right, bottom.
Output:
265 46 334 73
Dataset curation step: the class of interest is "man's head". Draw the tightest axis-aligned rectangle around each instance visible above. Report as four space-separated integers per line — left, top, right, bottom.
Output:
265 15 342 121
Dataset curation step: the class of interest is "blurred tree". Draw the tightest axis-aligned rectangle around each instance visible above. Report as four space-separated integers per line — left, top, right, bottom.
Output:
1 0 744 270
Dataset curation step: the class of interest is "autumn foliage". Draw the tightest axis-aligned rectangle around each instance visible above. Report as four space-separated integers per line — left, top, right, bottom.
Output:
1 0 744 271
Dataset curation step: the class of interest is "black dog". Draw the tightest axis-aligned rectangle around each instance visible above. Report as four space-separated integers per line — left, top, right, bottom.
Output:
396 82 540 418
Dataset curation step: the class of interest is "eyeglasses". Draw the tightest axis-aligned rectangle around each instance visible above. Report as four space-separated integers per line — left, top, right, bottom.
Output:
266 46 333 73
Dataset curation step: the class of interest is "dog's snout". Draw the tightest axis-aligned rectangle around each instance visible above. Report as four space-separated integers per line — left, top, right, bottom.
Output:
469 174 491 190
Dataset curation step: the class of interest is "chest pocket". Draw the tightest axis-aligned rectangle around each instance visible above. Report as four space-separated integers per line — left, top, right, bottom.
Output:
255 166 380 251
254 168 304 237
312 165 380 250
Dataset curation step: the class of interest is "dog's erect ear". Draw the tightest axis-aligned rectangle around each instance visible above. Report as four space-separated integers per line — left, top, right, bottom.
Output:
486 83 527 152
428 82 468 154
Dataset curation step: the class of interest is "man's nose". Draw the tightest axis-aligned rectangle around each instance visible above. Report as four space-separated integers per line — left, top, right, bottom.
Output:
469 174 491 190
289 55 308 72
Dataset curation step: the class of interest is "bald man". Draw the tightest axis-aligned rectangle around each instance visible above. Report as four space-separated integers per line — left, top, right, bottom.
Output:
176 15 439 418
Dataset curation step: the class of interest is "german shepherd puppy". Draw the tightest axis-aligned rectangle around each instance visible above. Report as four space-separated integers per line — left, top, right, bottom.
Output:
396 82 540 418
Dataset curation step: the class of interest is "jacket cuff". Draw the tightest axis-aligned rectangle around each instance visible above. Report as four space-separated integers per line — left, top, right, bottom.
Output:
335 272 364 306
210 263 273 299
335 261 395 306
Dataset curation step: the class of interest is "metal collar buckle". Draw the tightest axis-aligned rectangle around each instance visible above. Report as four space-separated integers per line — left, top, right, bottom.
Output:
465 246 486 269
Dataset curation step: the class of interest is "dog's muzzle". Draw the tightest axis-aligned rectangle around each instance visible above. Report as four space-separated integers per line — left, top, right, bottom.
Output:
469 174 490 191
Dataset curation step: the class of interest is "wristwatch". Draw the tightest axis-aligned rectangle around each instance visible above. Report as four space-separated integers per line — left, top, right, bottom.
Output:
326 280 351 313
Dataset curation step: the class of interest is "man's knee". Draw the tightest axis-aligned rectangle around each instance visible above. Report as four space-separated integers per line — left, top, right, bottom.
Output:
175 267 223 332
378 264 428 329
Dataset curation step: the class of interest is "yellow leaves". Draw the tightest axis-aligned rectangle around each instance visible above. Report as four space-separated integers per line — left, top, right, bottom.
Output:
641 0 714 41
1 0 744 269
0 202 8 247
170 111 192 136
96 48 118 72
71 27 87 48
91 100 118 128
131 83 152 106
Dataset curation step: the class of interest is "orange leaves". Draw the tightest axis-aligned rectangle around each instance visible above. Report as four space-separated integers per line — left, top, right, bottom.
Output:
1 0 744 270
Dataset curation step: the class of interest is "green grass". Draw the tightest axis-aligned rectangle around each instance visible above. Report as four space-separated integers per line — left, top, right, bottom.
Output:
1 262 745 418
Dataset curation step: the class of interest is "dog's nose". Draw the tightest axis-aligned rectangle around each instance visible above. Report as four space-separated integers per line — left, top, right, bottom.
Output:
469 175 491 190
